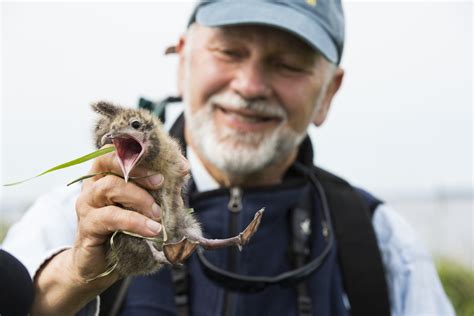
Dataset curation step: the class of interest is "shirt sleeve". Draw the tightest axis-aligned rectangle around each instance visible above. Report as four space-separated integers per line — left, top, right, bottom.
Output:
2 184 80 277
372 204 455 316
1 184 100 316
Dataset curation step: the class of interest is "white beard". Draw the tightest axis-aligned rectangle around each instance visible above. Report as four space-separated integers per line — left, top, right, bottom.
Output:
184 92 306 176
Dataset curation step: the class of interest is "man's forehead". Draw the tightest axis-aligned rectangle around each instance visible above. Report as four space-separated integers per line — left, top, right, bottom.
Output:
197 24 319 56
189 0 344 64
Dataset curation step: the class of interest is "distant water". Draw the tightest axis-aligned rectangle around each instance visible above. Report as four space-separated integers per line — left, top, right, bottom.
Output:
387 197 473 269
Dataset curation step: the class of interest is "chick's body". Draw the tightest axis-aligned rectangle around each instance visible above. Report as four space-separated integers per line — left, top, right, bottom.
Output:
92 102 202 276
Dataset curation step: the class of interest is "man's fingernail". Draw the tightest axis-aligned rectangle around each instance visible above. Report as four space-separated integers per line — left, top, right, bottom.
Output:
146 220 162 234
150 174 164 186
152 203 161 219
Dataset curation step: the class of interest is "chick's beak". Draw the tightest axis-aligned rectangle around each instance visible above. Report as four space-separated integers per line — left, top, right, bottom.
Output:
101 133 113 146
111 134 145 182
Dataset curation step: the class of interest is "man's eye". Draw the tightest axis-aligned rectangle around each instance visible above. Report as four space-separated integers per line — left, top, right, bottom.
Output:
277 62 304 73
218 49 242 59
224 50 239 56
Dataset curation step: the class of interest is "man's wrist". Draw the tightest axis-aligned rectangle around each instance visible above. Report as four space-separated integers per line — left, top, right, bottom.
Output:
65 248 119 290
32 249 118 315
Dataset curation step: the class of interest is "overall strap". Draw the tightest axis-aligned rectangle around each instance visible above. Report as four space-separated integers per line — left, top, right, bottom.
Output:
289 185 315 316
138 96 181 122
98 277 130 316
314 167 391 316
172 265 190 316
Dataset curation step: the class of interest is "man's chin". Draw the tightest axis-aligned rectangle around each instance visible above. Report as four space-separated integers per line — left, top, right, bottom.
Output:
202 131 292 176
185 103 303 176
209 148 275 176
217 120 274 143
218 134 266 151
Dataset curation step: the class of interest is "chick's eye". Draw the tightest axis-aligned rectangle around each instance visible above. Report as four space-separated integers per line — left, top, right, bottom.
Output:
131 120 141 129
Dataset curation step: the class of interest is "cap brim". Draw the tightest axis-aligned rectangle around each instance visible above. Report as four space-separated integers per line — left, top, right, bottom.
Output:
195 2 338 64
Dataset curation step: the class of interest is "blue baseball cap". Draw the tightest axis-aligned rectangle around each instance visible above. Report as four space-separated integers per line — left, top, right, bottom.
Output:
188 0 345 65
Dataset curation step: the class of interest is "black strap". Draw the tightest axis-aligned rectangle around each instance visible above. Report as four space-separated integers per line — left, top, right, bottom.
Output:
289 189 314 316
138 96 182 123
98 278 131 316
314 168 391 316
172 265 190 316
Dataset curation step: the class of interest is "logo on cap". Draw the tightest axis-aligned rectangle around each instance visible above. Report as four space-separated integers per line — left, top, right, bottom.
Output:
306 0 317 6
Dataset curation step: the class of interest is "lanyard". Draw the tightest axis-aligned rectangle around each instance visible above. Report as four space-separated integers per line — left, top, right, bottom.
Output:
196 162 334 292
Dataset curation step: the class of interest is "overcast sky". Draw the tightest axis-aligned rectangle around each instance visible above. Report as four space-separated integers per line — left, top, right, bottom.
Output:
1 1 472 209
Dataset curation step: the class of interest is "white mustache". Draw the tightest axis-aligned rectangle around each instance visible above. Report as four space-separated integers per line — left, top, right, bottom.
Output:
208 93 287 119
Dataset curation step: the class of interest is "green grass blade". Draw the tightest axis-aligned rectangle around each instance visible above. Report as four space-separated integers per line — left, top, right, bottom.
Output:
67 171 123 186
67 171 156 186
37 147 116 176
3 146 116 186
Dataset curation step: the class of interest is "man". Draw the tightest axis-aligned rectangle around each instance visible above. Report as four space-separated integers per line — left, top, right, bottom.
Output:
2 1 454 315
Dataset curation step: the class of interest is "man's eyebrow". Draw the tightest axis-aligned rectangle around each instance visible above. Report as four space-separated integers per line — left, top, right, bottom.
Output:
208 27 320 62
212 27 250 41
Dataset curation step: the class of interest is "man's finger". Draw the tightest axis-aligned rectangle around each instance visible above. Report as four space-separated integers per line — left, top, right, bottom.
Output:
180 154 190 176
81 205 162 238
132 171 165 190
80 175 161 220
88 145 116 174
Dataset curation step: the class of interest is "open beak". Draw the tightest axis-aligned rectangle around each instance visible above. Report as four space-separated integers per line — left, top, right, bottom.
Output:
111 134 145 182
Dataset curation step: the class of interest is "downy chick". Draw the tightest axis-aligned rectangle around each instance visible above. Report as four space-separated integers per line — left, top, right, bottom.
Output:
92 101 263 277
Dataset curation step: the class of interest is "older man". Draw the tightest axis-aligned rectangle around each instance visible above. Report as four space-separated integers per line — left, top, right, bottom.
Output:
3 1 453 315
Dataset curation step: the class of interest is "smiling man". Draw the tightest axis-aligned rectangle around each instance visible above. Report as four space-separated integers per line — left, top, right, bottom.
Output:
2 1 454 316
182 24 340 187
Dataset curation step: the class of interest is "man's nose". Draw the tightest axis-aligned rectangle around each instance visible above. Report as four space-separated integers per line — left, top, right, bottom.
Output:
230 63 272 100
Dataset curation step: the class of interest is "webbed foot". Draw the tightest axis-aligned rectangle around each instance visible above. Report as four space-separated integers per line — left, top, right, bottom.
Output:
163 237 199 264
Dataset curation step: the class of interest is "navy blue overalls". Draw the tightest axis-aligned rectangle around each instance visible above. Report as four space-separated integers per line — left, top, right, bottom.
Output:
100 100 390 316
120 178 348 316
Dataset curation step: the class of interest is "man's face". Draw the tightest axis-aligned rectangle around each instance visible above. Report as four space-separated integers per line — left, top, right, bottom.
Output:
179 24 338 177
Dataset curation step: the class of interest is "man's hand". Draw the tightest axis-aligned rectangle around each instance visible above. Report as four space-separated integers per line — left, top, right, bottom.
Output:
72 147 164 284
32 148 189 315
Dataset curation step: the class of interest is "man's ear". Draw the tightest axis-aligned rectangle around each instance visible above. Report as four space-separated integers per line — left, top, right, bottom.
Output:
313 67 344 126
176 35 187 96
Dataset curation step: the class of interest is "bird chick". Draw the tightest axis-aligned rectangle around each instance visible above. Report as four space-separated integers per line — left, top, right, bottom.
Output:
92 101 263 277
